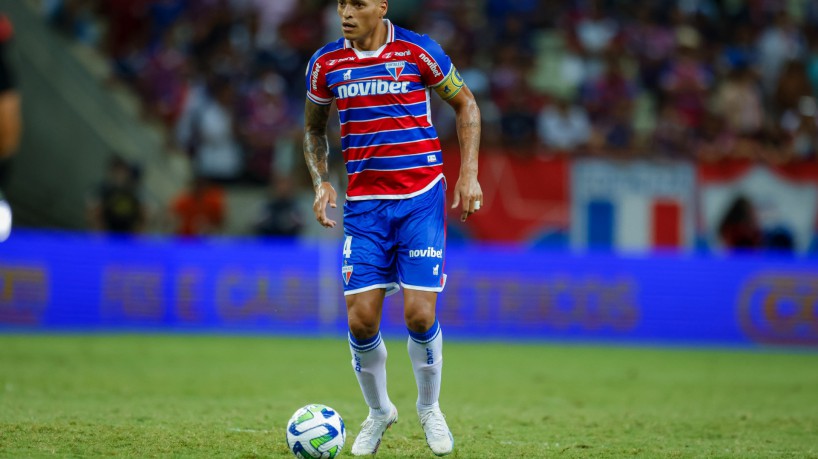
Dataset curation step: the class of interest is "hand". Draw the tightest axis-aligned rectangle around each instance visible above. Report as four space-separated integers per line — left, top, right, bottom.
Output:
451 175 483 222
313 182 338 228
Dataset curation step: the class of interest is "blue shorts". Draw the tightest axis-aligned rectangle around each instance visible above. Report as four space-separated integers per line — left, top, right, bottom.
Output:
341 179 447 296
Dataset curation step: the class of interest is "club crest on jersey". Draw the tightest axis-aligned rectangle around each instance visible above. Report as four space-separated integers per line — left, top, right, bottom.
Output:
342 264 353 285
385 61 405 81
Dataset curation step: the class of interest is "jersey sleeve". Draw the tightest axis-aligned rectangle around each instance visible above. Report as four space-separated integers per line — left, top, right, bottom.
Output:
413 35 463 101
305 50 333 105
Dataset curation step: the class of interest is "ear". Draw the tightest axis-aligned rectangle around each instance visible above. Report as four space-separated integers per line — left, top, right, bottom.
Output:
380 0 388 18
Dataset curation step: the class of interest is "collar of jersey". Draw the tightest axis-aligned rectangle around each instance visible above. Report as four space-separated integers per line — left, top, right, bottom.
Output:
344 19 395 59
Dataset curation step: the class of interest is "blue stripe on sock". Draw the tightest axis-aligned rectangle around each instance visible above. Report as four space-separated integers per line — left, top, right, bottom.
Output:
408 320 440 344
348 331 382 352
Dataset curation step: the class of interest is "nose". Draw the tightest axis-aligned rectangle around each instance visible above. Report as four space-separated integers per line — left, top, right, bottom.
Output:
339 5 352 18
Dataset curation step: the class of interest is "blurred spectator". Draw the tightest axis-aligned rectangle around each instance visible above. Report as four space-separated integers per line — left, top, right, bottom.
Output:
238 70 293 183
774 60 813 117
712 65 764 136
252 176 303 238
489 44 527 110
500 89 538 151
623 6 675 93
0 14 20 169
139 22 190 125
719 24 758 75
695 111 736 163
45 0 101 46
249 0 298 52
147 0 187 44
573 0 618 56
807 31 818 95
98 0 151 86
659 26 713 129
652 102 691 158
579 54 637 125
170 175 225 237
177 75 244 183
781 96 818 161
718 195 762 251
537 96 590 152
486 0 538 23
494 15 536 58
87 155 147 234
456 51 489 98
756 11 805 95
755 124 792 166
591 100 635 155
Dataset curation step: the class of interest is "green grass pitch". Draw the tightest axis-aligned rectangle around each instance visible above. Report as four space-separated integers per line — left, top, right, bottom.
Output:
1 335 817 458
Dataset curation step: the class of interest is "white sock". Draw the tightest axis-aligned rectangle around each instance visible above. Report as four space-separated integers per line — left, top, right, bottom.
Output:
348 331 393 417
407 319 443 411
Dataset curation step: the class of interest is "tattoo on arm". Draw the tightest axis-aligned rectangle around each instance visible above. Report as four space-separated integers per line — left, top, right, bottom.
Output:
455 94 481 176
303 100 332 189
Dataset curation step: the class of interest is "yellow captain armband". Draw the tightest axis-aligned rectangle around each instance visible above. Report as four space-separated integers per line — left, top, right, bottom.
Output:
433 66 464 101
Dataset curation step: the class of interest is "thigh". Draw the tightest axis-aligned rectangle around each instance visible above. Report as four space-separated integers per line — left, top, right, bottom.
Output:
396 181 447 292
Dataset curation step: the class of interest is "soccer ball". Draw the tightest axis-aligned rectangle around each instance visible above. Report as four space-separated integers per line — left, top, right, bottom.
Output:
286 404 346 459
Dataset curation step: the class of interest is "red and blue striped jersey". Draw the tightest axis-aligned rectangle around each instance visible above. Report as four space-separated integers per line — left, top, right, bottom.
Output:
306 20 462 200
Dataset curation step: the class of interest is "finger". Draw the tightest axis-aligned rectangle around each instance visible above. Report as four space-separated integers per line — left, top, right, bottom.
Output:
317 215 333 228
451 191 460 209
329 193 337 209
462 196 482 221
315 204 328 224
319 214 336 228
465 196 477 214
314 203 326 221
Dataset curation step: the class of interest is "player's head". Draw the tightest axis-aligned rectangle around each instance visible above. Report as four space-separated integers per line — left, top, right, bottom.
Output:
337 0 388 42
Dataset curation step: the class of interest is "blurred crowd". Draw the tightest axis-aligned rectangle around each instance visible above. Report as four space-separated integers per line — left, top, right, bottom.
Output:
45 0 818 171
40 0 818 239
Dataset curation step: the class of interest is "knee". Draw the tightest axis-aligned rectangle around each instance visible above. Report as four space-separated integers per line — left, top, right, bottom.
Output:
347 301 380 340
404 299 436 334
348 316 379 341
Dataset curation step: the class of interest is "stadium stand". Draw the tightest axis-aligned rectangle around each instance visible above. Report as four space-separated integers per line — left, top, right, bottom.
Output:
8 0 818 252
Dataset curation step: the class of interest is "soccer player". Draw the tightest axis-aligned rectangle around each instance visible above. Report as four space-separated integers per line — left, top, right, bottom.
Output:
303 0 482 456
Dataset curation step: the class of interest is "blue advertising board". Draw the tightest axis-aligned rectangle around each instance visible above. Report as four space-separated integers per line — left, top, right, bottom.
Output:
1 231 817 347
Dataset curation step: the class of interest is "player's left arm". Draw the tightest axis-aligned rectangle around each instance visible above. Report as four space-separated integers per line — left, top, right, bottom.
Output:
439 76 483 222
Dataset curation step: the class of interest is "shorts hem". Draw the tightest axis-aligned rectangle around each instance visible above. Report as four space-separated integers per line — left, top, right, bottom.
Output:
344 282 401 297
400 274 447 293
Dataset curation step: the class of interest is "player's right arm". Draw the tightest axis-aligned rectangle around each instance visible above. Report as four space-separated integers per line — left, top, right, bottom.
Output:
303 100 338 228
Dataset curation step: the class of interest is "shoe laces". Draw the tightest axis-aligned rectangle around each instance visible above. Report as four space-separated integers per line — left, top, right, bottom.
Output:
358 414 388 440
358 418 378 439
420 410 448 438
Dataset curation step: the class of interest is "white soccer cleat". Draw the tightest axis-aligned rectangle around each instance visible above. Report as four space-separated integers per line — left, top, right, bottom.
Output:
419 407 454 456
351 404 398 456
